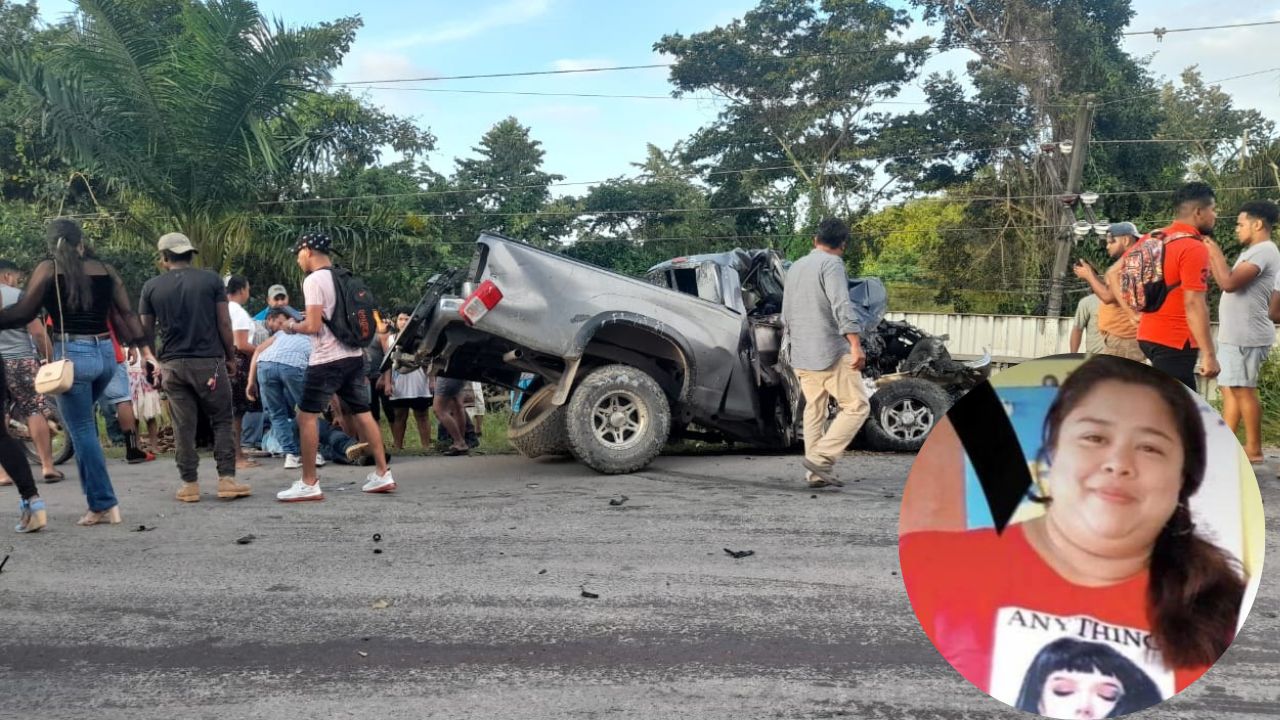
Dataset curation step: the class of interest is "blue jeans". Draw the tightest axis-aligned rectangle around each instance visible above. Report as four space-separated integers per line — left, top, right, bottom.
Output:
259 361 305 456
317 419 358 464
241 410 265 447
56 338 119 512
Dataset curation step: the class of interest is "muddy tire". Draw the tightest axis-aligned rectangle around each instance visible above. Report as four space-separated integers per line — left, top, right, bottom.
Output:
565 364 670 475
507 384 569 458
861 378 952 453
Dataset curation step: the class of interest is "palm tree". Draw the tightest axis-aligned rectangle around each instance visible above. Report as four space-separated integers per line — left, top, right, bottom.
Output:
0 0 359 272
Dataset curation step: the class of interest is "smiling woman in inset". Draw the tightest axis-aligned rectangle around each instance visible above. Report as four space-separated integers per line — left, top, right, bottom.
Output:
900 355 1245 716
1015 638 1162 719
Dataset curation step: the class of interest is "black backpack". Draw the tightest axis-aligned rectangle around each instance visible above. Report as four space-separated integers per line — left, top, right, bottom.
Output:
325 267 378 348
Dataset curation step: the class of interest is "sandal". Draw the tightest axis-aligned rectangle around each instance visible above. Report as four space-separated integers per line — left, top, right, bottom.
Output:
42 470 65 483
76 506 122 527
16 498 47 533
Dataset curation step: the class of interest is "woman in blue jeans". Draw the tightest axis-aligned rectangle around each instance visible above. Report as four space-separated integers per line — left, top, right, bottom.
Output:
0 219 148 527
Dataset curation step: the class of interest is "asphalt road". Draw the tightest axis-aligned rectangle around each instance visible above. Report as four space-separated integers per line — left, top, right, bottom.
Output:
0 450 1276 719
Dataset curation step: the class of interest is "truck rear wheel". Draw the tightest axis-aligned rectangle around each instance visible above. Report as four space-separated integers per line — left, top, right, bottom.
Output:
507 383 569 458
861 378 951 453
566 364 670 474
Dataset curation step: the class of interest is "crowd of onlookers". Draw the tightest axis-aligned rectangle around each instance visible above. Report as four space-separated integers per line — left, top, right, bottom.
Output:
1 223 485 533
1071 182 1279 471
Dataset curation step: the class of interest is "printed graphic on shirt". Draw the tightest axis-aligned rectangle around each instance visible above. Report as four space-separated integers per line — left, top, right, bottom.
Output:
989 607 1173 718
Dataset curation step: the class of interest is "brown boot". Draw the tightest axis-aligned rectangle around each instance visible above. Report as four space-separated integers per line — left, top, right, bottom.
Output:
175 482 200 503
217 476 252 500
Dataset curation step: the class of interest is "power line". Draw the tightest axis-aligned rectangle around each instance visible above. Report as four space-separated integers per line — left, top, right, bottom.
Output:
1094 66 1280 106
254 136 1260 208
332 19 1280 86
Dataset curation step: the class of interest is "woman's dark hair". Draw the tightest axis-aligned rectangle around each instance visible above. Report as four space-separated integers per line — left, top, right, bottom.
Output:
1037 355 1244 668
46 218 96 312
1015 637 1163 716
225 274 249 296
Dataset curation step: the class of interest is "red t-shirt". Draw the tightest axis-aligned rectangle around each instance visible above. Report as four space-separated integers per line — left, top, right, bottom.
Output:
1136 221 1209 350
900 525 1208 713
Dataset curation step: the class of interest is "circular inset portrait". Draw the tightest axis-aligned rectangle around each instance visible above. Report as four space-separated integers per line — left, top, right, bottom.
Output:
898 354 1265 718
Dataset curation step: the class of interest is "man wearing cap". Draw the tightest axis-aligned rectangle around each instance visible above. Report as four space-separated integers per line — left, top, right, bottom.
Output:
138 233 251 502
252 284 303 323
1072 221 1146 363
277 232 394 502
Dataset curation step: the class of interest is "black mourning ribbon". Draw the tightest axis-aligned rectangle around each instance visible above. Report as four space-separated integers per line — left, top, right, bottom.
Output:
946 381 1034 535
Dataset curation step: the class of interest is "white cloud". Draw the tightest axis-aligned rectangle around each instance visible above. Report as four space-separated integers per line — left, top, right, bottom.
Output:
551 58 617 72
389 0 551 49
336 50 433 83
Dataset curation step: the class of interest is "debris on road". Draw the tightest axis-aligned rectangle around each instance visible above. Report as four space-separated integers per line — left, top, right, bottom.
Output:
357 651 368 658
608 495 629 506
580 587 599 599
723 548 755 559
372 598 392 609
133 525 155 532
0 551 10 574
235 535 255 545
372 533 382 543
373 548 383 555
538 569 547 574
810 495 817 499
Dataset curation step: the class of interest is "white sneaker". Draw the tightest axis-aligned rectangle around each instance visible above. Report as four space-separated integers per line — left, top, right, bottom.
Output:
362 470 396 494
277 479 323 502
315 453 327 467
284 454 302 469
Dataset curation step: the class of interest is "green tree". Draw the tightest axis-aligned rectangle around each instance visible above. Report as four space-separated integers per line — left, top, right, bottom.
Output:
657 0 933 237
449 117 569 248
0 0 361 271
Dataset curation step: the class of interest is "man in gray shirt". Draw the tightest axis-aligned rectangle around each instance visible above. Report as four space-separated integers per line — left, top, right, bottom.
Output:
782 218 870 488
1205 200 1280 465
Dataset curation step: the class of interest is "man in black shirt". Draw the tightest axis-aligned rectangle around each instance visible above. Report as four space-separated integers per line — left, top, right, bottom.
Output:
138 233 250 503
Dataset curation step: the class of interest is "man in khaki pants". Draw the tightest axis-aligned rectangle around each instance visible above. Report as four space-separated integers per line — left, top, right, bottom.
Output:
782 218 869 488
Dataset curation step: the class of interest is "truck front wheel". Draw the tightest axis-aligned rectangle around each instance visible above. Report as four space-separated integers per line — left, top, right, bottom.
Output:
860 378 952 453
566 364 671 474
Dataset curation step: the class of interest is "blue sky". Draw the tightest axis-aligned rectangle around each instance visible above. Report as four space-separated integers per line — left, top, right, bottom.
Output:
35 0 1280 196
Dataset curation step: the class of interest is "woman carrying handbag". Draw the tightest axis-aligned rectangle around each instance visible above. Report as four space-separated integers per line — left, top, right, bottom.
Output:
0 219 149 528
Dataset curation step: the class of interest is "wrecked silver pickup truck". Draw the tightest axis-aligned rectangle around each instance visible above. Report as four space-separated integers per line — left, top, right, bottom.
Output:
389 233 990 474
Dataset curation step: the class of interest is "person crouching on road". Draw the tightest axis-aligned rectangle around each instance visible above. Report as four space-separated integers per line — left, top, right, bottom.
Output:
781 218 871 488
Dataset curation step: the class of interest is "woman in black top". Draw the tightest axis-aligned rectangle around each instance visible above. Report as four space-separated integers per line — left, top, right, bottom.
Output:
0 219 147 528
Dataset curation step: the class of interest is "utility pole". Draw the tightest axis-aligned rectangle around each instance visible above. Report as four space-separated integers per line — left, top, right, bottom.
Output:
1046 94 1096 318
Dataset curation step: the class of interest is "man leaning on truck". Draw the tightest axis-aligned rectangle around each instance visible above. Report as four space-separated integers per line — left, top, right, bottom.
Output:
782 218 870 488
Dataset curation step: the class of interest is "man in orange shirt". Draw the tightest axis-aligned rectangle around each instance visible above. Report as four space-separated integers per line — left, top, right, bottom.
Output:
1073 222 1145 363
1137 182 1220 389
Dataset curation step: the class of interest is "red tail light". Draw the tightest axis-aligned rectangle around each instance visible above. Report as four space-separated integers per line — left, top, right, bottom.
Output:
460 280 503 325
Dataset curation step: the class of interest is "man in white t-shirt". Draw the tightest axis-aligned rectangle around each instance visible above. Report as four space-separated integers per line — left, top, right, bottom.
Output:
1205 200 1280 466
225 275 260 469
277 233 393 501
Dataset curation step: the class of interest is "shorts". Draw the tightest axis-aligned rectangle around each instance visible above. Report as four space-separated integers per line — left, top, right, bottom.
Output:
299 356 371 415
389 396 431 412
103 361 131 405
434 377 466 398
1101 334 1147 364
2 358 50 419
1218 343 1271 388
